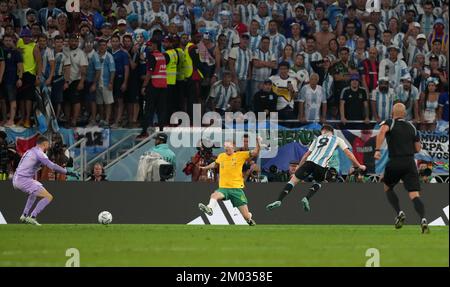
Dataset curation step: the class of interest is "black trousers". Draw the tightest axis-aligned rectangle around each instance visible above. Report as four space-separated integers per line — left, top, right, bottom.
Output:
186 77 201 119
141 86 168 132
167 84 177 118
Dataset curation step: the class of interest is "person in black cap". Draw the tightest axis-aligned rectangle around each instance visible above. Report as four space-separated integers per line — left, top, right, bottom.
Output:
266 123 366 213
253 79 277 116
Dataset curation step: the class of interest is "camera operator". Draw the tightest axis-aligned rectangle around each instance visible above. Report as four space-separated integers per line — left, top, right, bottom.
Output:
346 166 370 183
265 164 292 182
417 161 436 183
183 140 217 182
38 133 71 181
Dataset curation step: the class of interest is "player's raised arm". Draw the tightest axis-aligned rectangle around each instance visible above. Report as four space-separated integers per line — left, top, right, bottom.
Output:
250 136 261 158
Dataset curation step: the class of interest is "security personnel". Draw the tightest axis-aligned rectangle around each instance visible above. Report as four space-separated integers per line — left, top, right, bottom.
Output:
137 39 168 140
184 32 204 118
174 36 187 112
375 103 429 234
162 36 179 117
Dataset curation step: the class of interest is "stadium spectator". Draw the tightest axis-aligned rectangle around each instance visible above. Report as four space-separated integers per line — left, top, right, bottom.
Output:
269 61 298 121
330 46 357 119
438 91 449 122
96 38 115 127
228 33 251 108
253 79 277 116
379 45 408 89
1 33 22 127
88 162 107 181
426 39 447 68
394 74 420 123
359 46 379 95
110 34 129 128
289 53 309 90
16 27 41 128
371 77 395 123
286 23 304 56
298 73 326 123
251 36 276 103
301 36 322 74
340 74 370 126
63 33 87 127
206 70 238 116
419 77 440 131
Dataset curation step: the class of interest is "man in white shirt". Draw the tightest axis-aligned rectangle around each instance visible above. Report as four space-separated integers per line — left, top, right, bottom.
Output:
298 73 327 123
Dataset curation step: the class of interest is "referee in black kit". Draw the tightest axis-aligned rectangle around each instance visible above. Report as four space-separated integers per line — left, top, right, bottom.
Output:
374 103 429 234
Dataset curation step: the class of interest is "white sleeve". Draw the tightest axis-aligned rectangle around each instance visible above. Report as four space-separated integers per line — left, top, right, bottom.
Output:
336 137 349 150
308 138 317 152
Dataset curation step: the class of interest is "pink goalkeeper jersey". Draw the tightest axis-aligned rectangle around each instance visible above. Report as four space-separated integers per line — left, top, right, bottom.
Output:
15 146 66 178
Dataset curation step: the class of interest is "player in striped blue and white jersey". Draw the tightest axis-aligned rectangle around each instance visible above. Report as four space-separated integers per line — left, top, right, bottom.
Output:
266 124 366 212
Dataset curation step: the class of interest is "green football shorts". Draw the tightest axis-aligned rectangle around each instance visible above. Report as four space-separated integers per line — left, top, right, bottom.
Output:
217 188 248 207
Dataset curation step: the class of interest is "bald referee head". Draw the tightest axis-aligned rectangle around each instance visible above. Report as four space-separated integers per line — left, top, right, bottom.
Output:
392 103 406 119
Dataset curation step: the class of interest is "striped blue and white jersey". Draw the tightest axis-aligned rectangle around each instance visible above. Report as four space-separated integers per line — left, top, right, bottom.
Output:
228 46 252 80
217 27 239 50
371 87 395 121
252 49 276 81
307 134 348 168
301 51 322 74
53 51 70 81
253 14 271 35
249 34 262 52
237 3 257 26
128 0 152 24
286 37 305 55
268 33 287 59
41 47 55 80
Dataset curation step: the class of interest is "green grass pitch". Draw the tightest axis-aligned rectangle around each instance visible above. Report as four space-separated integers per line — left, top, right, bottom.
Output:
0 225 448 267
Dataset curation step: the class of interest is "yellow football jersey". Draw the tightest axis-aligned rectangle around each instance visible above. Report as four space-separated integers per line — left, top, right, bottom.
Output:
215 151 250 188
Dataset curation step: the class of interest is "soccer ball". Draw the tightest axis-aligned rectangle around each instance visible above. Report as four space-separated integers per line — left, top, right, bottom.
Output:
98 211 113 225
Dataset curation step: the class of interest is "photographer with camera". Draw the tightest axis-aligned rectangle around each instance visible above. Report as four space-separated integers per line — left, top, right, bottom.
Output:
183 139 217 182
417 161 437 183
346 166 370 183
38 133 71 181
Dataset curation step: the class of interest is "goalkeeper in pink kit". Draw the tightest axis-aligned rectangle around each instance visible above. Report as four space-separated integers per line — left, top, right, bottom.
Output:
13 136 77 226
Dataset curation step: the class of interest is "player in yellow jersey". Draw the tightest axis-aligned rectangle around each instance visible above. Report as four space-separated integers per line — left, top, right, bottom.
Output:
198 137 261 226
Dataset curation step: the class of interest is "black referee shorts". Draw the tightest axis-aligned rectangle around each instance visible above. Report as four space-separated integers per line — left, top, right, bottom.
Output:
383 158 421 192
294 161 327 182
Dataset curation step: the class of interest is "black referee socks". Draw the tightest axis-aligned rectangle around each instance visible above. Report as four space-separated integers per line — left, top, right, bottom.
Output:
412 197 426 219
386 189 401 214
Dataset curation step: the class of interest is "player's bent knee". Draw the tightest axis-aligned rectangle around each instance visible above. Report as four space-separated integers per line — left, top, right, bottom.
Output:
408 192 420 200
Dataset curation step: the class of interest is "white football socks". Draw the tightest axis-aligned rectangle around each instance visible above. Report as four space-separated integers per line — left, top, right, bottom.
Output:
207 198 218 209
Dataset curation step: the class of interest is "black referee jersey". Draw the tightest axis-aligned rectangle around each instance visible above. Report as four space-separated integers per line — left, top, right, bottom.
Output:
381 118 421 191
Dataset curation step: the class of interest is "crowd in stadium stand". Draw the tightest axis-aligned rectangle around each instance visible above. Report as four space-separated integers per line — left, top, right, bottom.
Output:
0 0 448 136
